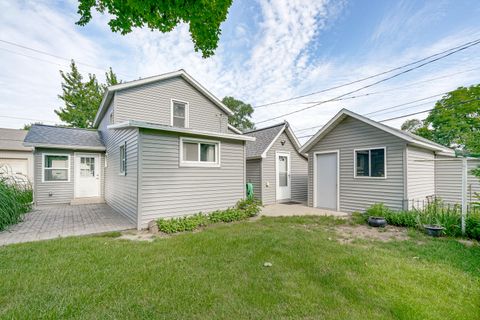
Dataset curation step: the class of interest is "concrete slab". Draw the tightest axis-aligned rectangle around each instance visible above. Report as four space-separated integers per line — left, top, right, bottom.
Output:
261 203 349 217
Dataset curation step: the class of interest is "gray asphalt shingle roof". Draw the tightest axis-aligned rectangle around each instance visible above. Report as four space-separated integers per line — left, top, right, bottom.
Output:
0 128 32 151
24 125 105 149
245 122 285 158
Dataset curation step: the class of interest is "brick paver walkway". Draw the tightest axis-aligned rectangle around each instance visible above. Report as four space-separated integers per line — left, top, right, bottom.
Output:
0 204 135 246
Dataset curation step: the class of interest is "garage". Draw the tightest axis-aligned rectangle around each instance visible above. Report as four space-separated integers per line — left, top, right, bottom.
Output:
0 128 34 183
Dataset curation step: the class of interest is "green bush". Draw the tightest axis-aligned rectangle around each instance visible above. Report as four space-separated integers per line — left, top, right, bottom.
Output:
157 198 261 234
0 178 33 231
363 202 480 240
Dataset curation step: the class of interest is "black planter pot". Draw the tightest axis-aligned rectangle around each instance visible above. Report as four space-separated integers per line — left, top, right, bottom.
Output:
368 216 387 228
424 225 444 237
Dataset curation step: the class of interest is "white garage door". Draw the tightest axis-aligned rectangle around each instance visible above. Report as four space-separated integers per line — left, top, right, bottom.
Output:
0 158 29 176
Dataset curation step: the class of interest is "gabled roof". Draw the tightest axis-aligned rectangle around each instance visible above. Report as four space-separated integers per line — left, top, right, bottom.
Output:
93 69 234 127
0 128 32 151
24 125 105 151
299 108 455 155
109 120 255 142
245 121 304 159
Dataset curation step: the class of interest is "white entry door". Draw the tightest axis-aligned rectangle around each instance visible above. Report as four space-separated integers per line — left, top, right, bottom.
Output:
315 152 338 210
75 154 100 198
276 152 291 200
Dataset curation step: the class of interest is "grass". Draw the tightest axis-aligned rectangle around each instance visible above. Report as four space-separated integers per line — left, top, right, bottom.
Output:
0 216 479 319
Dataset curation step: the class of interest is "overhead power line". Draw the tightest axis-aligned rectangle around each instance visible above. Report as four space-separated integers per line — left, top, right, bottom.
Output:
0 39 134 78
253 38 480 109
256 38 480 124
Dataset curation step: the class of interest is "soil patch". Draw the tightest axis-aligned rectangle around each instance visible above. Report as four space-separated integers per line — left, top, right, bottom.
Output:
336 224 409 244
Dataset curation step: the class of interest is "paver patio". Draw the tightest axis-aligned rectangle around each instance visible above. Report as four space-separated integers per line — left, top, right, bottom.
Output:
0 204 135 246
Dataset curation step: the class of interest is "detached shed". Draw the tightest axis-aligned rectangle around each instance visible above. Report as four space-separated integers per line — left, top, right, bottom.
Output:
299 109 459 213
245 122 308 205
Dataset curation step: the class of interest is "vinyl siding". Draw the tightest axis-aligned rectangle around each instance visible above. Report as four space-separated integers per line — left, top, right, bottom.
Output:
307 116 406 212
246 159 262 201
34 148 74 205
115 77 229 133
406 145 435 206
99 101 139 223
262 132 308 204
138 129 245 228
33 148 105 205
435 156 480 204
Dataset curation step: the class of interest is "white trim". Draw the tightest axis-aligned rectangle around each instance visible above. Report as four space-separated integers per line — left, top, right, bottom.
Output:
73 152 101 198
275 151 291 201
227 124 242 134
41 153 71 183
170 99 190 128
93 69 234 127
261 124 286 158
353 146 387 179
313 150 340 210
179 137 221 168
108 120 255 142
119 142 126 175
299 108 453 154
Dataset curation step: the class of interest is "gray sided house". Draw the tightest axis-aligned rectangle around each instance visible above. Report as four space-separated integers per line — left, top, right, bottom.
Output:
25 70 254 229
299 109 472 213
245 122 308 205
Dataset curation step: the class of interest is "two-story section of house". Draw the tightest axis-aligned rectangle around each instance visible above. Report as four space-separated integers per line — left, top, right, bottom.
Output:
25 70 254 229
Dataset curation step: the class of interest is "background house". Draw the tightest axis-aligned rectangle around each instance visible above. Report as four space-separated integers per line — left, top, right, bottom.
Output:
245 122 307 205
0 128 33 184
24 70 254 229
300 109 479 213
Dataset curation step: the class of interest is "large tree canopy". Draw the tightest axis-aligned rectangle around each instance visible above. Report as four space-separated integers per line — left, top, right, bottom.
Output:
76 0 233 58
222 96 255 132
401 84 480 153
54 61 120 128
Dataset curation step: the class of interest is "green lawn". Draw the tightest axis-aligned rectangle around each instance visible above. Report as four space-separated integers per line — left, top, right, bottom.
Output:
0 216 479 319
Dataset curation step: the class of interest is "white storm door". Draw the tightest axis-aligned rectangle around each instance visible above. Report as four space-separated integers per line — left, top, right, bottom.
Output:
75 154 100 198
276 152 291 200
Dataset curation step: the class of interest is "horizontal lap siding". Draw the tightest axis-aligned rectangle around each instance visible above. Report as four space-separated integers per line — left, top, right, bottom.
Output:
307 117 406 212
246 159 262 201
99 101 138 223
435 157 480 204
115 77 229 133
263 132 308 204
406 146 435 203
139 130 245 227
34 148 74 205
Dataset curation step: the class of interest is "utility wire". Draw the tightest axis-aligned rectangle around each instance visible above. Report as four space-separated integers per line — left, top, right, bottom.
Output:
256 39 480 124
253 38 480 109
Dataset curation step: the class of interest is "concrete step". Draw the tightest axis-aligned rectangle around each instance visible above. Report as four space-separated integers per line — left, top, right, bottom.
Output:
70 197 105 205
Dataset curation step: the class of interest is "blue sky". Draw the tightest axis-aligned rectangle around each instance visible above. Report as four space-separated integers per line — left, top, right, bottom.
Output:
1 0 479 141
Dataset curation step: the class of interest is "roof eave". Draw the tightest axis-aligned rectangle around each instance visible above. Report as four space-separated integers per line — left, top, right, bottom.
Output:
24 143 106 151
109 121 256 142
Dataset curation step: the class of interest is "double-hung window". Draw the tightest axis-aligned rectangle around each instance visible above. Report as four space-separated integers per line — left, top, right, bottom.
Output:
43 154 70 182
355 148 386 178
119 142 127 175
180 138 220 167
171 100 188 128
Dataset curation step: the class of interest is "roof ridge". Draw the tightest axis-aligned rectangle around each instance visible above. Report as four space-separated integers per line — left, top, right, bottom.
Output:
33 124 99 132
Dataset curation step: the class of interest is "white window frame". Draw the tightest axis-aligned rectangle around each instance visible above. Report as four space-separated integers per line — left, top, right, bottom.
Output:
119 142 127 175
353 147 387 179
179 137 220 168
42 153 71 183
171 99 189 128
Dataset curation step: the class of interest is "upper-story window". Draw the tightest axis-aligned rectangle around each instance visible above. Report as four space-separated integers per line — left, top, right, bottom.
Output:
171 100 189 128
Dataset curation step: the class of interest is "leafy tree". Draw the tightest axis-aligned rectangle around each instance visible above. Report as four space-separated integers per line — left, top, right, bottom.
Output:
76 0 233 58
222 96 255 132
400 119 422 133
402 84 480 153
22 122 43 130
54 61 120 128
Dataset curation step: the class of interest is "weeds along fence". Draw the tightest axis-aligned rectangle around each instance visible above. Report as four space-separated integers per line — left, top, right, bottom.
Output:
404 198 480 215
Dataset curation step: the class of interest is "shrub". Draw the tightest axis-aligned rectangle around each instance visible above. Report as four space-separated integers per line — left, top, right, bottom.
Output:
156 198 261 234
0 178 33 231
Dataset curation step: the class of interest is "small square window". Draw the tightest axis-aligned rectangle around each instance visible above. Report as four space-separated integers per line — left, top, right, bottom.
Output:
43 154 69 182
355 148 385 178
180 138 219 167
